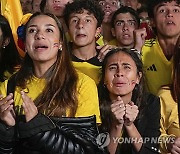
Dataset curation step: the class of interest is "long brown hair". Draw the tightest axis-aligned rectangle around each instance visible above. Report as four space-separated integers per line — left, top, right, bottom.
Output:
172 36 180 101
15 12 78 117
171 36 180 125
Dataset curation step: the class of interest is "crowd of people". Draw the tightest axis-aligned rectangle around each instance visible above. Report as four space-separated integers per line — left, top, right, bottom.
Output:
0 0 179 153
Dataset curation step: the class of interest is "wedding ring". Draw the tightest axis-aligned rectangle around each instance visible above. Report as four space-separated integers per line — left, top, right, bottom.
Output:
119 104 122 108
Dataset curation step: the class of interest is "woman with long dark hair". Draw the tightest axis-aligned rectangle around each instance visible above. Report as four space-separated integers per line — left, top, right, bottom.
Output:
98 48 160 153
0 12 102 154
158 37 180 154
0 15 21 82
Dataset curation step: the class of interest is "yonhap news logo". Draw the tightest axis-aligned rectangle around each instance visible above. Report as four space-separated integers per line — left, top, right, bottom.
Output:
96 132 110 148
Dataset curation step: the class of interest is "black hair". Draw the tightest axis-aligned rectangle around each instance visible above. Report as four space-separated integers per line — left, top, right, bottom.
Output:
137 5 148 15
0 15 21 82
64 0 104 28
98 48 145 132
40 0 46 12
147 0 180 18
111 6 140 28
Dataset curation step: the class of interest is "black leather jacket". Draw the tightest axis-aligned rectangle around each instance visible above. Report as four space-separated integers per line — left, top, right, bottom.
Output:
0 114 105 154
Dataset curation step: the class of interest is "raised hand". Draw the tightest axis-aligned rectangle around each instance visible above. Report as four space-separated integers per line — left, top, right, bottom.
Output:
133 28 147 52
21 91 38 122
111 96 125 125
97 44 116 62
124 101 139 126
0 93 16 126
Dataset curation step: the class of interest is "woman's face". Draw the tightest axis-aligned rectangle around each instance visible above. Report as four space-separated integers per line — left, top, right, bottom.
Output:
104 51 141 100
25 15 62 65
47 0 72 17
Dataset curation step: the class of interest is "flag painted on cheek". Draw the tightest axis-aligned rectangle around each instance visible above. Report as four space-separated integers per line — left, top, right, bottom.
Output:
53 42 59 48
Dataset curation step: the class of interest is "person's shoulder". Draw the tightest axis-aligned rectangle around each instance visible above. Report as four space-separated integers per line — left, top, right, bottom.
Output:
108 39 117 46
157 86 171 97
77 71 96 87
144 92 160 109
143 38 157 47
142 38 158 57
145 92 159 102
158 86 175 107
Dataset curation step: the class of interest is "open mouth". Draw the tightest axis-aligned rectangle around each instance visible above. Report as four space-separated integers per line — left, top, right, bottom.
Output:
114 83 126 88
122 34 130 38
76 34 86 37
166 20 175 25
35 45 48 50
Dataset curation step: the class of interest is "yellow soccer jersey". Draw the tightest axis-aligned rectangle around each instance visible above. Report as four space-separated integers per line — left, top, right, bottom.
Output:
142 38 173 95
108 39 117 46
1 66 20 82
72 54 102 85
158 87 180 154
0 72 101 123
96 35 105 46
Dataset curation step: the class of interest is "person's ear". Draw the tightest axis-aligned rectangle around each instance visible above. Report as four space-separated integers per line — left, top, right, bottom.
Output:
137 3 141 10
111 28 116 37
2 37 10 48
136 72 142 84
95 27 102 38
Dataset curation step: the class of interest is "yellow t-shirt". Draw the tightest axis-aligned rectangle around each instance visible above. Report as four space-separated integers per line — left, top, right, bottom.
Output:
142 38 173 95
158 87 180 153
72 55 102 85
0 72 101 123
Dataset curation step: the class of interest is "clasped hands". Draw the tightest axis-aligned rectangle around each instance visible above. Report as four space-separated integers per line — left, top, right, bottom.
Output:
0 91 38 126
111 96 139 127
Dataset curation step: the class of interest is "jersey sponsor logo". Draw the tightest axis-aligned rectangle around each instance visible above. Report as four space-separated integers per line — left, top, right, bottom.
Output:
147 64 157 71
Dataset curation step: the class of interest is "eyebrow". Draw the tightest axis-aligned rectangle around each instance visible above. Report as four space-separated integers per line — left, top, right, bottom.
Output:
28 24 56 28
108 62 131 66
70 15 95 19
108 63 118 67
156 3 180 11
115 19 136 24
122 63 131 66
